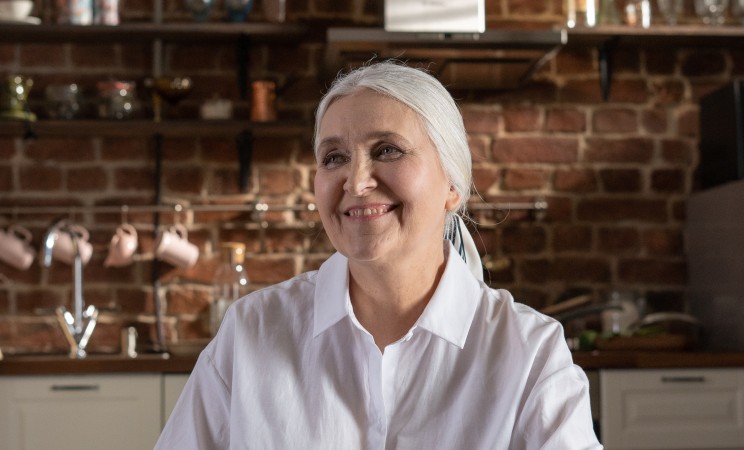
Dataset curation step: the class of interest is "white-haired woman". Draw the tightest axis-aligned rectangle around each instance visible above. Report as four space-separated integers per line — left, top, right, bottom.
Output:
156 61 602 449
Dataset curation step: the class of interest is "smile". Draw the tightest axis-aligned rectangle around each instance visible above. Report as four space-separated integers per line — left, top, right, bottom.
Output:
344 205 395 217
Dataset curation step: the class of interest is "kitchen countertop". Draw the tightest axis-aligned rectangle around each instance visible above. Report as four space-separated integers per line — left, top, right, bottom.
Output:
572 351 744 370
0 353 200 375
3 351 744 375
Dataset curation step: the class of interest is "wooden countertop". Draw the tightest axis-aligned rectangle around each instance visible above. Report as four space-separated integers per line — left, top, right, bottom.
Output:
3 351 744 376
572 351 744 370
0 353 199 376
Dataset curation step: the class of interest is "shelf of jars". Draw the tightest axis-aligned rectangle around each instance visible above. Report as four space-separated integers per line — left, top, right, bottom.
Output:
0 22 308 43
0 119 311 138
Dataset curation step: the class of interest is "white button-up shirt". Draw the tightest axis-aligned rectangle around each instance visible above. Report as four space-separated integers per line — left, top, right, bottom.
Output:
156 244 602 449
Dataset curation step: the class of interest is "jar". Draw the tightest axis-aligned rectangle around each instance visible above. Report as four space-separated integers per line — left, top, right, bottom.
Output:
210 242 250 335
250 80 277 122
55 0 94 25
45 83 81 119
97 81 137 120
94 0 119 25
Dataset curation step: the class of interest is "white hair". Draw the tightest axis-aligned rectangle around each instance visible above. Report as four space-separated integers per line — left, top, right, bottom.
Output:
313 61 472 231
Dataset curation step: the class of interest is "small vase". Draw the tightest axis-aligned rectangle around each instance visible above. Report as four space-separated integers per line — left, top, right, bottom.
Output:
226 0 254 22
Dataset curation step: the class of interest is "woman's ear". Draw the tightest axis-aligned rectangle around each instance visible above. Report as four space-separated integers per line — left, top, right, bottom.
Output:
445 185 461 211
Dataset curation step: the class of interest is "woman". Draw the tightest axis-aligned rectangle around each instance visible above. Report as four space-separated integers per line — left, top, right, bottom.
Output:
156 61 602 449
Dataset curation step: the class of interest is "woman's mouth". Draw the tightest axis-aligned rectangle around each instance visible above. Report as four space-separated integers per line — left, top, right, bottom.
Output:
344 205 395 217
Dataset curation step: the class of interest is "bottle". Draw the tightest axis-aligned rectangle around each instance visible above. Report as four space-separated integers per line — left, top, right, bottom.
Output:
210 242 250 335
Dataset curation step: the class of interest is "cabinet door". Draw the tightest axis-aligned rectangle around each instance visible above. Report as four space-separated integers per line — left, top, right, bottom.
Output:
601 368 744 450
0 374 161 450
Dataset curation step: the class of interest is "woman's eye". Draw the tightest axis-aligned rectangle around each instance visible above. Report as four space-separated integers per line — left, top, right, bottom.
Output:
320 152 347 167
376 145 403 160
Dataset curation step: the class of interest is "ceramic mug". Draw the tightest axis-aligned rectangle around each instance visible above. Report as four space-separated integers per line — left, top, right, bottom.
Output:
155 224 199 268
52 224 93 266
0 225 35 270
104 223 138 267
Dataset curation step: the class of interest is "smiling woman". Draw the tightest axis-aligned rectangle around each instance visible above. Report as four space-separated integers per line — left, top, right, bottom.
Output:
155 61 603 449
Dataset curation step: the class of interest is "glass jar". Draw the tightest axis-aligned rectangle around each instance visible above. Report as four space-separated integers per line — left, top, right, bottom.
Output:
210 242 250 335
97 80 137 120
45 83 81 119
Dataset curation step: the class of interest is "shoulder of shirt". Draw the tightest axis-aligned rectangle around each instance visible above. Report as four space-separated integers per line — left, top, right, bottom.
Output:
478 286 563 344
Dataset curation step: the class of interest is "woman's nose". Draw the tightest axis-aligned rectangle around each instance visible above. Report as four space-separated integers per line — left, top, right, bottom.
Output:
343 159 376 196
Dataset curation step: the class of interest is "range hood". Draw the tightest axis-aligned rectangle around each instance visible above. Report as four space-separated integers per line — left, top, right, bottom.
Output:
324 27 567 90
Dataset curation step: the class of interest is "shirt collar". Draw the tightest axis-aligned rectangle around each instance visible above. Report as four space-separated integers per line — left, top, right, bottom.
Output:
312 243 482 348
313 252 350 338
415 242 481 348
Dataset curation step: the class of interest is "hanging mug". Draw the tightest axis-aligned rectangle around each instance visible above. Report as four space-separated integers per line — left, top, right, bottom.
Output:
155 224 199 268
0 225 35 270
104 223 138 267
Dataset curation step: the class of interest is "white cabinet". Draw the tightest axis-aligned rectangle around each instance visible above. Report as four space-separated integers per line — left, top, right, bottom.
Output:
0 374 162 450
601 368 744 450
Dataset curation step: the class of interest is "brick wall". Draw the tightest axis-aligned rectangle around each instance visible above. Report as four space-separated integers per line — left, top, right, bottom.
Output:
1 0 741 355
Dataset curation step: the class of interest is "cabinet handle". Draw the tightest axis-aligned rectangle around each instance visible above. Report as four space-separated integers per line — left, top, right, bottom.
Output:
50 384 100 392
661 376 706 383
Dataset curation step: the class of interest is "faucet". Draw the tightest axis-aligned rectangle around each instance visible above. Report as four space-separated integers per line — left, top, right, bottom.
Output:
42 219 98 359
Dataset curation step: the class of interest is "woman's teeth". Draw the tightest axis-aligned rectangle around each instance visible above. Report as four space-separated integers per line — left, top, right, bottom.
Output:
348 207 386 217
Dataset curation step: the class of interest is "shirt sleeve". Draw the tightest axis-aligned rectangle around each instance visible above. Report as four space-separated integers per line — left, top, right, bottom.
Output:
511 328 603 450
154 351 231 450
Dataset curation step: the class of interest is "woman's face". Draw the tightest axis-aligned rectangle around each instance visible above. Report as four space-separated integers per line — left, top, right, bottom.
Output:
314 89 460 265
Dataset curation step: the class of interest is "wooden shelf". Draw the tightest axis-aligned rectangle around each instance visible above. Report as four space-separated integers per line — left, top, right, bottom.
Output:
0 119 311 138
566 24 744 47
0 22 308 43
324 27 567 90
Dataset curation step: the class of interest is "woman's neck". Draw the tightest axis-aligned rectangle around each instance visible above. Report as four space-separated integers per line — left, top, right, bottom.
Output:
348 246 447 351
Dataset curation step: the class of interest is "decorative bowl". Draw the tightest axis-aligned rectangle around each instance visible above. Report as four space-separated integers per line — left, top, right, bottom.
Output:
0 0 34 20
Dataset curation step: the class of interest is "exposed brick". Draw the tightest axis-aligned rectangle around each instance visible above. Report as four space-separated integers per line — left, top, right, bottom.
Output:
503 106 542 132
492 137 578 163
20 43 67 67
546 107 586 133
114 167 156 191
651 80 686 106
0 166 12 191
67 166 109 191
163 166 205 194
661 139 695 165
166 285 211 314
605 79 649 104
577 198 668 223
585 138 653 163
472 165 500 194
676 108 699 138
593 108 638 133
641 108 667 134
643 227 683 256
597 227 640 253
651 168 685 193
599 169 642 192
468 136 491 163
462 107 501 134
554 168 597 192
501 225 547 254
19 165 63 191
503 168 549 190
618 258 687 285
70 44 119 67
245 256 296 284
101 137 151 161
258 167 300 195
24 137 96 161
646 49 679 75
553 225 593 252
521 257 611 283
681 50 728 77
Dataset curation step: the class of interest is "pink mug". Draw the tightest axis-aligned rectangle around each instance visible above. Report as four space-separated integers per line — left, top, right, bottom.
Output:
52 224 93 266
104 223 138 267
155 224 199 268
0 225 35 270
